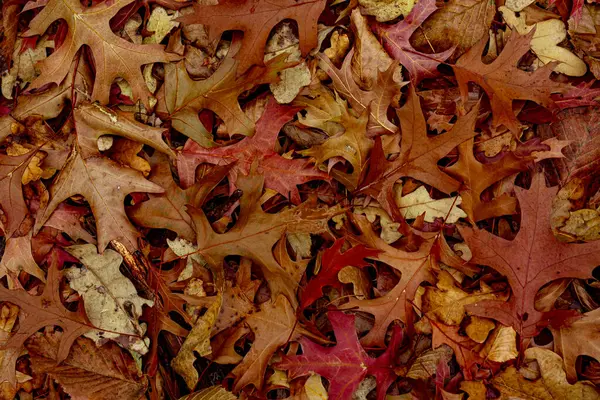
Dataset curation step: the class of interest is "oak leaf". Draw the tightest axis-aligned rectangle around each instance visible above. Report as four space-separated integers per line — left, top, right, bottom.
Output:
373 0 454 84
300 104 372 190
422 270 504 326
173 292 223 389
453 31 566 134
338 215 436 347
26 331 148 400
276 311 403 400
230 295 298 393
24 0 179 106
395 185 467 223
0 59 92 144
0 252 92 386
0 233 45 287
551 308 600 381
358 86 478 222
187 172 341 306
459 174 600 337
213 257 261 335
300 238 380 310
445 138 535 223
45 203 95 244
177 0 326 75
349 9 395 90
317 48 402 135
129 152 229 241
0 151 36 237
36 150 164 252
73 102 173 159
177 97 328 203
156 38 290 146
431 321 490 380
500 7 587 77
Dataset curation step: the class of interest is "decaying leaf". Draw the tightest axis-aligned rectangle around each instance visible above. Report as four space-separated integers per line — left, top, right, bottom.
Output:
65 244 153 354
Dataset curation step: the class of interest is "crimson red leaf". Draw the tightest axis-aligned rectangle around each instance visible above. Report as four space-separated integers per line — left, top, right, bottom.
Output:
300 239 380 310
276 311 402 400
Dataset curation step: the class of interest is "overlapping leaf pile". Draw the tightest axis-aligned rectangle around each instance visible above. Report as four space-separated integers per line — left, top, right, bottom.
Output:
0 0 600 398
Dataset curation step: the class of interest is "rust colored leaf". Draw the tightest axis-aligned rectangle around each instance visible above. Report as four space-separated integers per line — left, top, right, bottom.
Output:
177 0 326 75
26 332 147 400
177 97 328 203
24 0 178 106
460 174 600 337
454 31 566 134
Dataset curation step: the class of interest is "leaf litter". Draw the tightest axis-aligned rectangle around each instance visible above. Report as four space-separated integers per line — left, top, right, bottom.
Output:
0 0 599 399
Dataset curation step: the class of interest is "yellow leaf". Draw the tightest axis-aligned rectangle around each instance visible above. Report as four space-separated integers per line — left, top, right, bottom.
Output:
172 293 223 389
178 385 237 400
483 325 518 363
305 374 328 400
423 270 503 325
395 185 467 223
465 317 495 343
462 348 600 399
358 0 415 22
500 7 587 76
143 6 180 45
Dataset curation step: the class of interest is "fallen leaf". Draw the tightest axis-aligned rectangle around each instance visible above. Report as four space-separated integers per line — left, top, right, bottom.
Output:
500 7 587 76
24 0 179 106
373 0 455 83
395 185 467 223
461 348 600 399
454 31 566 134
177 0 326 75
459 173 600 337
276 311 403 400
65 244 154 354
26 331 147 400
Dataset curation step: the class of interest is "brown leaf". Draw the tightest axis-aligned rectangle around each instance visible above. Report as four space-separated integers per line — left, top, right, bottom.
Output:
128 152 229 241
177 0 326 75
317 48 402 136
156 40 289 145
230 295 297 393
454 31 565 134
187 171 341 306
411 0 495 61
0 252 92 387
461 348 600 399
26 332 147 400
358 86 478 221
338 214 437 347
551 308 600 381
36 151 164 252
24 0 179 106
444 138 535 223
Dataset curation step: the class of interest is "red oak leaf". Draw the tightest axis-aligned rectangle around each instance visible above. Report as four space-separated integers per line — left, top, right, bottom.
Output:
276 311 403 400
372 0 454 84
300 238 380 310
177 97 328 204
459 173 600 337
552 81 600 110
